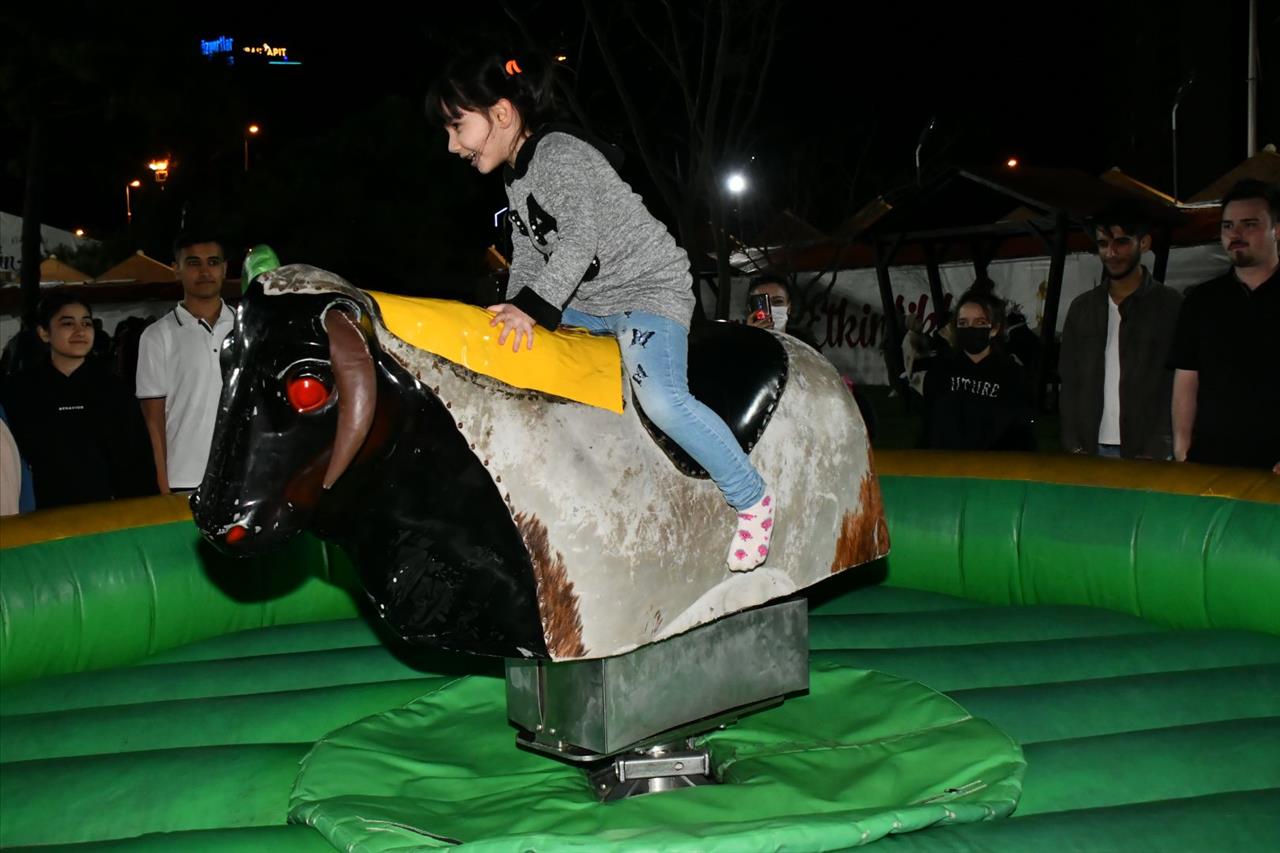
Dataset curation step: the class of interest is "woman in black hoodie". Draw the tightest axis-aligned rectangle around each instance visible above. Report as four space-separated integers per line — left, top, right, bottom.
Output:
921 288 1036 451
0 293 156 508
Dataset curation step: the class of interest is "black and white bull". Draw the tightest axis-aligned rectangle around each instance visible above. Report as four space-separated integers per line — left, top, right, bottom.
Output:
192 264 887 660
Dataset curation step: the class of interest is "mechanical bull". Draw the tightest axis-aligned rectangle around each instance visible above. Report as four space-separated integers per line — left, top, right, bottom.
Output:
192 264 888 661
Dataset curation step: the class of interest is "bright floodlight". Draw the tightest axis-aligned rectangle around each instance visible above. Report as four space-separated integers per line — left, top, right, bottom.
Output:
726 173 747 194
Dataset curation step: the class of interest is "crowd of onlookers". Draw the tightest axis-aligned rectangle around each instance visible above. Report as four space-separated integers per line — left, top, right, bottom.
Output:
745 178 1280 474
1 232 232 514
1 178 1276 518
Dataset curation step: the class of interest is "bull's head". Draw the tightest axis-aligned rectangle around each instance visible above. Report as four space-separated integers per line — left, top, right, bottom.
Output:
191 264 554 658
191 280 383 553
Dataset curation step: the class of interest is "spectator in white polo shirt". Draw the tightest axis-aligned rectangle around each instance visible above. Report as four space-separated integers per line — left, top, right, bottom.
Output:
136 233 235 493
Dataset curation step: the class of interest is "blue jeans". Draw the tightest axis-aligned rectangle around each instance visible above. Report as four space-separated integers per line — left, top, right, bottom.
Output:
561 307 766 509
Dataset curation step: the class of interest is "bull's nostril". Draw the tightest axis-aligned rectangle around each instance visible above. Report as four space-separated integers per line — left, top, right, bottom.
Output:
225 525 249 545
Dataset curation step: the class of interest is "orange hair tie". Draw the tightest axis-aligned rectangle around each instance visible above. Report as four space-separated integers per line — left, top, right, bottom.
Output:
504 59 523 76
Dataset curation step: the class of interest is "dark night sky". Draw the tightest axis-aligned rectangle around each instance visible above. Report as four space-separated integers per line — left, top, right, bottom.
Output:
5 1 1275 289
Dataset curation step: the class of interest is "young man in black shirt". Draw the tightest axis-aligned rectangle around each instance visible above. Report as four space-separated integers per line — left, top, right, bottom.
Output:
1171 179 1280 473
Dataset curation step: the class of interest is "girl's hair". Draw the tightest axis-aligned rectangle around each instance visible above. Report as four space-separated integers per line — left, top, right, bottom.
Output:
37 291 93 330
428 48 560 135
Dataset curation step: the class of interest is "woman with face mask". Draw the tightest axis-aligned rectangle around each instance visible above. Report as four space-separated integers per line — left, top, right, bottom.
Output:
919 288 1036 451
746 274 846 354
745 276 799 339
744 274 880 440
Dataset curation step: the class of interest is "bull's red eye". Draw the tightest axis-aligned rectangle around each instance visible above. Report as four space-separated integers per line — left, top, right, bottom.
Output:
287 376 330 412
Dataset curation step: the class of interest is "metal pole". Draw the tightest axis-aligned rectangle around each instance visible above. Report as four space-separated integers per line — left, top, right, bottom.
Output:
1153 226 1172 283
915 117 935 186
125 183 132 224
1037 212 1070 412
1247 0 1258 157
922 242 947 323
1171 73 1195 200
874 240 907 398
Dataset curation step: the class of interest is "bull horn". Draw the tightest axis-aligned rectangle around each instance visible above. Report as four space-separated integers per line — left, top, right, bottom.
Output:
323 308 376 489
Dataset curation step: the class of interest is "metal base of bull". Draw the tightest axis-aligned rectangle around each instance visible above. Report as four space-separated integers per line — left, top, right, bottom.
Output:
585 740 716 802
505 597 809 801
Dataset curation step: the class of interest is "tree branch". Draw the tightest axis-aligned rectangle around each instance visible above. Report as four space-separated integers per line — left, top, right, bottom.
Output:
582 0 683 217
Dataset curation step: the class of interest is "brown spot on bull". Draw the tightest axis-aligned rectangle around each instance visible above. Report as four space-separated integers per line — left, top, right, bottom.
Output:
514 512 586 658
831 465 890 573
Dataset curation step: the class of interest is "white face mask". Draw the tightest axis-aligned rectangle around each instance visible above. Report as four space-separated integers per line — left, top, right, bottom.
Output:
771 307 789 329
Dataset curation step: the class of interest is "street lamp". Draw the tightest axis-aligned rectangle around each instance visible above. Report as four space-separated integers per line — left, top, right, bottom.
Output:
148 158 170 186
125 179 142 224
724 172 750 250
74 229 86 238
1006 157 1019 168
244 123 260 173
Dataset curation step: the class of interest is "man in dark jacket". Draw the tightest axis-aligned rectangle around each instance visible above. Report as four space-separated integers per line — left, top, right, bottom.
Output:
1059 205 1182 459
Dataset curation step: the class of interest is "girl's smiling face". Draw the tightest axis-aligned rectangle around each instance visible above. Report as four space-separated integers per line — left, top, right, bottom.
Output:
444 101 525 174
39 303 94 361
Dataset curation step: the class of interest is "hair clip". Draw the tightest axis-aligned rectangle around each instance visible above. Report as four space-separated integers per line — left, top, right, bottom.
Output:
504 59 523 76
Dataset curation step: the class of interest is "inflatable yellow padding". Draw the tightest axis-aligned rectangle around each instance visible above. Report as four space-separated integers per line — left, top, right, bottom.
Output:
5 453 1274 551
0 494 192 550
873 450 1280 505
368 291 624 414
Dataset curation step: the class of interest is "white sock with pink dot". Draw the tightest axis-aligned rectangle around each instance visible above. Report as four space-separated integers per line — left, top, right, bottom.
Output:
727 492 775 572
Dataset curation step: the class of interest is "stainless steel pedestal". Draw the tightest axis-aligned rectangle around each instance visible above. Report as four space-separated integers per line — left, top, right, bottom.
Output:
505 597 809 799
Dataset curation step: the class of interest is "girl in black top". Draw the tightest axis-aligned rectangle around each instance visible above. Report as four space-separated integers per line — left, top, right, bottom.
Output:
921 289 1035 451
0 293 156 509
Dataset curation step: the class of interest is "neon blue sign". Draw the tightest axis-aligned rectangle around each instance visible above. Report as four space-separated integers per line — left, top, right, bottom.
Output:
200 36 234 58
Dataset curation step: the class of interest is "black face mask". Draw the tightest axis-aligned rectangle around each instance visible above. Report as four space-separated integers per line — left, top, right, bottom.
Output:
956 326 993 355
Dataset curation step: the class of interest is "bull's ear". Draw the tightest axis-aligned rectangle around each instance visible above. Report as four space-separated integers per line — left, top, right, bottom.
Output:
322 308 376 489
243 245 281 291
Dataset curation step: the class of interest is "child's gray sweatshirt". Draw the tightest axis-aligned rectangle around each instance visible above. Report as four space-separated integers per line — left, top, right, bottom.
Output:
504 126 695 330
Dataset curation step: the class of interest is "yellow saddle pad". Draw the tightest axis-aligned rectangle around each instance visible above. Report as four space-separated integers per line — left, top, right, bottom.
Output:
368 291 624 414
